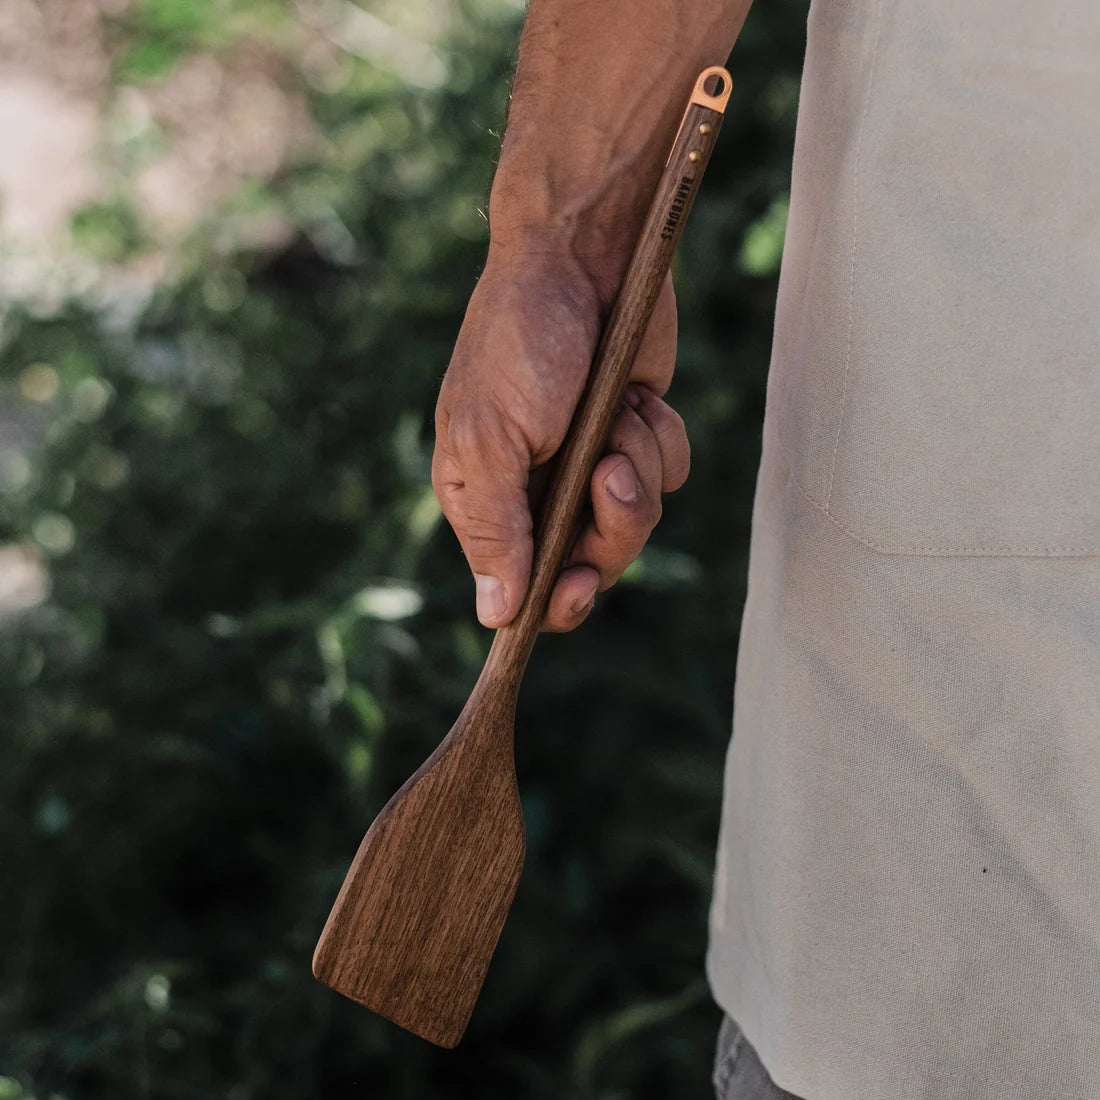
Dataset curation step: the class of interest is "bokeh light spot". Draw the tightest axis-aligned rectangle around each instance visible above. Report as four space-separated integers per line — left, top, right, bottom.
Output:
35 795 72 835
0 450 33 493
0 543 49 617
71 377 114 421
353 583 423 621
32 513 76 556
19 362 59 402
144 974 171 1011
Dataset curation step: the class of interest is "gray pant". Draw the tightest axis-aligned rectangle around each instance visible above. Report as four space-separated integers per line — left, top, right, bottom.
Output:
712 1015 804 1100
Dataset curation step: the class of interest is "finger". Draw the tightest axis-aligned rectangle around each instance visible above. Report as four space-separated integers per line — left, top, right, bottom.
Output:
432 407 533 628
624 383 691 492
628 270 677 395
567 401 664 590
540 563 601 633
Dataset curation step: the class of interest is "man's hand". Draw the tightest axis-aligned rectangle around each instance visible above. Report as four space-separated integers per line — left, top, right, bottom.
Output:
427 0 749 632
432 241 689 632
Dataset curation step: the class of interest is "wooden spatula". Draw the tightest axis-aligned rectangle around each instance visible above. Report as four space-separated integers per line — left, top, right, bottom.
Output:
312 66 732 1048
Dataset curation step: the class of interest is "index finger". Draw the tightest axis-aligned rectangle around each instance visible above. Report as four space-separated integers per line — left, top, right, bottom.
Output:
627 270 677 396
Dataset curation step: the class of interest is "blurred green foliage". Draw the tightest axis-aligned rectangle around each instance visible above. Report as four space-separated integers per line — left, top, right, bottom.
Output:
0 1 807 1096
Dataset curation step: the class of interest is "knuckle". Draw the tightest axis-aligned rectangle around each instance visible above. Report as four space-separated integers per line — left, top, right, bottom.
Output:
462 503 530 561
447 394 531 476
659 403 686 438
591 533 647 589
431 454 465 524
464 512 521 543
646 400 683 444
430 443 458 487
663 445 691 491
667 456 690 491
448 404 497 461
464 526 511 555
609 411 647 453
650 406 691 490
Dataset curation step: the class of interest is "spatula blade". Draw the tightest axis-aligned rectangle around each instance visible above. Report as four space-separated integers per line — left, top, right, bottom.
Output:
313 722 525 1048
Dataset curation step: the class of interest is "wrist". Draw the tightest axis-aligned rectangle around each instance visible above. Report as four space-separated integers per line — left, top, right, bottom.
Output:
487 128 659 294
486 222 638 316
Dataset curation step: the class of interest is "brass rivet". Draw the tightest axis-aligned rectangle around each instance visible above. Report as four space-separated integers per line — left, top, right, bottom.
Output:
698 122 713 136
688 150 701 163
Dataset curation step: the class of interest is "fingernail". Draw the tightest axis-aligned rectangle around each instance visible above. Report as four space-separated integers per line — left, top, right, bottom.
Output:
475 574 506 624
624 387 642 409
571 585 598 615
605 461 639 504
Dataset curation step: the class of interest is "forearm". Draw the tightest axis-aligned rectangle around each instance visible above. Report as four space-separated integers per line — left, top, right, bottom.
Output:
488 0 752 297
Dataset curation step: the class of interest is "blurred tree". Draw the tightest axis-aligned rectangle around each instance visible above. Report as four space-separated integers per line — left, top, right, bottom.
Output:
0 0 808 1096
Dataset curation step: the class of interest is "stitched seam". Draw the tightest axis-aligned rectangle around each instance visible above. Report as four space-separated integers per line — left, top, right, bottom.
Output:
782 448 1100 557
766 0 1099 559
824 0 887 509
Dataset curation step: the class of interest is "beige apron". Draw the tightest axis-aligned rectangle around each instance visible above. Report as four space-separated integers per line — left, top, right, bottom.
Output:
705 0 1100 1096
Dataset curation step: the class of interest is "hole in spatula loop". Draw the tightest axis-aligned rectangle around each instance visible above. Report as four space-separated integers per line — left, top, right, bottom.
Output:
692 66 732 113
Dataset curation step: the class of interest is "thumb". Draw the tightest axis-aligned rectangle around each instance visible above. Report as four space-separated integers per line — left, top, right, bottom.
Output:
434 413 534 628
463 476 533 628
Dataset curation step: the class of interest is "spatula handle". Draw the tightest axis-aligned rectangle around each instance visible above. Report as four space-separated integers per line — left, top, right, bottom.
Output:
486 66 732 679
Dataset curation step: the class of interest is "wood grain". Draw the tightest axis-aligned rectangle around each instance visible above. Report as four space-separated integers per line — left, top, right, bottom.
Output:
313 67 730 1049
